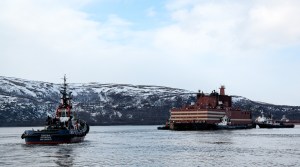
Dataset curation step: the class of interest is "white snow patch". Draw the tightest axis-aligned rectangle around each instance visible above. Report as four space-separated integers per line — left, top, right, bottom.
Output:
232 96 247 103
117 111 122 118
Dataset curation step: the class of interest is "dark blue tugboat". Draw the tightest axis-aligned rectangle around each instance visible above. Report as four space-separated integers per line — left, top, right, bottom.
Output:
255 112 294 129
21 75 89 144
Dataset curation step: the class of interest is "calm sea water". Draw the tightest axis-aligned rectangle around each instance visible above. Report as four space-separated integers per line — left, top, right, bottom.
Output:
0 125 299 167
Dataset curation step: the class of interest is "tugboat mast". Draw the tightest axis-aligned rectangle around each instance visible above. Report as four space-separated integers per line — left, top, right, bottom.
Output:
60 75 72 108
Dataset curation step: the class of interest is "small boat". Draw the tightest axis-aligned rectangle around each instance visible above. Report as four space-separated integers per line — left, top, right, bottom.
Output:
157 121 170 130
216 115 254 129
21 75 89 144
255 112 294 128
157 126 170 130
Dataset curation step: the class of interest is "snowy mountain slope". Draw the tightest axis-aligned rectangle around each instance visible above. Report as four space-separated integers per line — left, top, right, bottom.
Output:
0 76 195 126
0 76 299 126
232 95 300 120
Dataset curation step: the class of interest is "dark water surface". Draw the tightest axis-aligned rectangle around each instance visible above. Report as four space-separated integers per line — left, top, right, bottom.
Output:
0 125 299 167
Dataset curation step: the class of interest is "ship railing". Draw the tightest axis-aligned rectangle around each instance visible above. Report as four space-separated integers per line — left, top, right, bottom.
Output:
171 108 227 112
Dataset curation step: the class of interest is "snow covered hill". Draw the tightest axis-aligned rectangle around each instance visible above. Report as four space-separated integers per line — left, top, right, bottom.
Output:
0 76 195 126
0 76 299 126
232 95 300 121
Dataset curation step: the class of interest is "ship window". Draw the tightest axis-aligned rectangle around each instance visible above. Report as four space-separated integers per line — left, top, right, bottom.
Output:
62 111 66 117
60 109 67 117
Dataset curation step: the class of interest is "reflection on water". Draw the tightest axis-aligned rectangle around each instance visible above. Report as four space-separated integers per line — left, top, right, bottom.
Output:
0 126 299 167
18 144 75 167
54 146 74 167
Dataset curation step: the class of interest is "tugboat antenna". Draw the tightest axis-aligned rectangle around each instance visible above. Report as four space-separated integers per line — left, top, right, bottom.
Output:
62 74 67 84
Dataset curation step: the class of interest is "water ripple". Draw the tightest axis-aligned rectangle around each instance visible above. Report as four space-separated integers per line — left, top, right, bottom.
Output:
0 125 299 166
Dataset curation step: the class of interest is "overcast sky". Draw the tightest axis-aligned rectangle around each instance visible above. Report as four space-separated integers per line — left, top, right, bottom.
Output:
0 0 299 106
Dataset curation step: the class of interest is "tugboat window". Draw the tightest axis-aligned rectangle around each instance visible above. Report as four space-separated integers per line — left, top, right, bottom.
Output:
60 109 67 117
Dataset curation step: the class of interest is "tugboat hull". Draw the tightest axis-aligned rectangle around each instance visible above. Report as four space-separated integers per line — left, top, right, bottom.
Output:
22 126 89 144
24 135 85 144
216 124 255 130
257 123 295 128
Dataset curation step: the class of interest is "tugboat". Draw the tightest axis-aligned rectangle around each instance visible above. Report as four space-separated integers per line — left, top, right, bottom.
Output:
21 75 89 144
216 115 254 130
161 86 255 130
255 112 294 128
